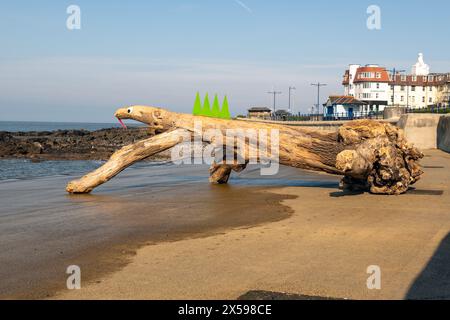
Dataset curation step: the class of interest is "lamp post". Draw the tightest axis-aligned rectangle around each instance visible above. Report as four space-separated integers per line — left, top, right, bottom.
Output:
386 68 405 108
288 86 296 114
268 90 282 113
445 73 450 108
311 82 327 115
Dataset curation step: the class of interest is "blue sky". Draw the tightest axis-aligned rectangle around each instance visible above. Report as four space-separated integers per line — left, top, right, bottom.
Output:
1 0 449 122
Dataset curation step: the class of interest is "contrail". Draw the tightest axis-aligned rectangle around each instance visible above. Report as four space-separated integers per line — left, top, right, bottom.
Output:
234 0 252 14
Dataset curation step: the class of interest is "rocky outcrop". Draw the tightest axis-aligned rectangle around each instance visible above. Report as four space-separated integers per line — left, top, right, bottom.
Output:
0 128 169 161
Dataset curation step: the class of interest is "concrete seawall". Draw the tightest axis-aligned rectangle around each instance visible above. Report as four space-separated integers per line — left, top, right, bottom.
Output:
397 114 442 150
438 115 450 153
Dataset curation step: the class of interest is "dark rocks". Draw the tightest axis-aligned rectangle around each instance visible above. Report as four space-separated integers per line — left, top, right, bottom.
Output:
0 127 169 161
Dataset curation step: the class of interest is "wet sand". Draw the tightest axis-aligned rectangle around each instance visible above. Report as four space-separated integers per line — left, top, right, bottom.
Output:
55 150 450 300
0 163 337 299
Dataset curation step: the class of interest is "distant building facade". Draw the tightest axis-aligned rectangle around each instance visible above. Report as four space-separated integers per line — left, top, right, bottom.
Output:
247 107 272 119
273 109 291 120
343 64 390 112
341 54 450 110
323 96 368 118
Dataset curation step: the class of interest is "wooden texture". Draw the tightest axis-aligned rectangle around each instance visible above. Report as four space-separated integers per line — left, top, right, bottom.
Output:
66 106 424 195
66 128 189 194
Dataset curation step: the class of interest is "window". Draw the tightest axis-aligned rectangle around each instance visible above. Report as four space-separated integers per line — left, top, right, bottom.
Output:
423 86 426 91
423 76 428 82
401 96 404 102
411 96 415 103
429 86 433 92
401 75 406 81
363 83 371 89
390 85 395 90
361 72 375 78
376 72 381 79
429 97 433 103
376 83 380 89
422 97 425 103
376 93 379 99
412 76 417 82
401 86 405 91
411 86 416 92
391 96 394 102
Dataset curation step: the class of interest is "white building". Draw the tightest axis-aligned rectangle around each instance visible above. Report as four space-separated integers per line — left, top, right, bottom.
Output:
390 54 450 108
343 64 390 112
323 96 368 119
341 54 450 111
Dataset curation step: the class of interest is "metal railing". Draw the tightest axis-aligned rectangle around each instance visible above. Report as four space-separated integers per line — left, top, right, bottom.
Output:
322 111 384 121
405 105 450 114
270 111 384 122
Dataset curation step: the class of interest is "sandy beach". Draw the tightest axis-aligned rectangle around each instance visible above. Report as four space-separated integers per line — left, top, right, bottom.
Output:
57 150 450 300
0 162 335 299
2 150 449 300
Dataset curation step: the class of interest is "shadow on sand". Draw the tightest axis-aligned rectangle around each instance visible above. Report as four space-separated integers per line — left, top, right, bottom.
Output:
329 190 365 197
406 233 450 300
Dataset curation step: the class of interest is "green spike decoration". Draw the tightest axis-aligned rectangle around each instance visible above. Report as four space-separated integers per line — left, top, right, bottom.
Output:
201 93 212 117
192 93 231 118
192 92 202 116
211 94 221 118
220 95 231 119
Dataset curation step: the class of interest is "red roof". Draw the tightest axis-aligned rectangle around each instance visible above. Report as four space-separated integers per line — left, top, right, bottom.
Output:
342 66 391 85
326 96 368 106
353 66 390 83
389 73 450 86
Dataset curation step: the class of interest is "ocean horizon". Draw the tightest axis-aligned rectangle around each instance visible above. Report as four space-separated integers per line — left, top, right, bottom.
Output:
0 120 144 132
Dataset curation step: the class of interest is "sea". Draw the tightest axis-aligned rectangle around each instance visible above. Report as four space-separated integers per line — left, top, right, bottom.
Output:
0 120 124 132
0 121 151 181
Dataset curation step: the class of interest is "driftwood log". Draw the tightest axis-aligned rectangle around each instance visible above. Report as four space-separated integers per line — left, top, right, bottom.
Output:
66 106 423 195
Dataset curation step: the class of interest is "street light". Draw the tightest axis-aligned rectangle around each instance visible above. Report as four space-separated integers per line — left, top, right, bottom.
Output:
268 90 282 113
311 82 327 115
288 86 296 114
446 75 450 108
385 68 405 108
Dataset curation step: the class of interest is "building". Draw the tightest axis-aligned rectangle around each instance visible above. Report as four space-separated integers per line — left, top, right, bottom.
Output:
247 107 272 120
390 54 450 108
341 54 450 110
343 64 390 112
323 96 368 119
273 109 291 120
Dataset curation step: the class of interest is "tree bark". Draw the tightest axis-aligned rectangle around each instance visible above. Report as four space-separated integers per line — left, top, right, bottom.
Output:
66 106 424 195
66 129 190 194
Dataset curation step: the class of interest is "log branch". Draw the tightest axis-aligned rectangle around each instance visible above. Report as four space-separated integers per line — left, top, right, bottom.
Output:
66 129 190 193
66 106 424 195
